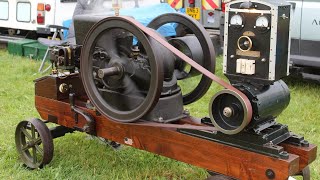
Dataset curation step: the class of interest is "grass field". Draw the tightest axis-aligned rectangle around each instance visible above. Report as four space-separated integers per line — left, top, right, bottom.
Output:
0 49 319 180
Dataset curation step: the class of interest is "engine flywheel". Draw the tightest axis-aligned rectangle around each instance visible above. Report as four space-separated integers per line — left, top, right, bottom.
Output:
148 13 216 105
80 17 164 122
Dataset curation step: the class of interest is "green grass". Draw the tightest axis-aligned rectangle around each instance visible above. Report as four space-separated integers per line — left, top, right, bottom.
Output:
0 50 319 179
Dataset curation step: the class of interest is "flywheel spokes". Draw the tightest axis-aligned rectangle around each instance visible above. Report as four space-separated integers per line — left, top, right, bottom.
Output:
15 118 53 169
81 17 164 122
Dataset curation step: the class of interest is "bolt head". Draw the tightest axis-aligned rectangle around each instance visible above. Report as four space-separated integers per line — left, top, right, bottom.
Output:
265 169 275 179
223 107 233 118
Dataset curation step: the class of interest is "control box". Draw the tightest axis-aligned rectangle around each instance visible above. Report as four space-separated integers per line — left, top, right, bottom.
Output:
223 0 291 84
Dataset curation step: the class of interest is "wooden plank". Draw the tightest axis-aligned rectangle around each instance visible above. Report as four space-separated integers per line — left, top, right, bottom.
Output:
281 143 317 172
35 95 303 180
34 74 86 100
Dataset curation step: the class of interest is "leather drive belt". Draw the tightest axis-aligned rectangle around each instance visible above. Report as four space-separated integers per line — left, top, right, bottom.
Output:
87 16 253 133
122 120 220 132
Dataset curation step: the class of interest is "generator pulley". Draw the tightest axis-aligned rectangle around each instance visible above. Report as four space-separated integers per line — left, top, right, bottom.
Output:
209 89 251 135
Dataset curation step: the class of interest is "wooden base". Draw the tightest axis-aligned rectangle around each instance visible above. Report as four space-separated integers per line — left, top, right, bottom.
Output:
35 95 317 180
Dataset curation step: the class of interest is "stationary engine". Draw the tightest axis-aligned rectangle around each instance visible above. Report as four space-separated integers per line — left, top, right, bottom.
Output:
50 0 292 138
15 1 317 176
50 13 215 123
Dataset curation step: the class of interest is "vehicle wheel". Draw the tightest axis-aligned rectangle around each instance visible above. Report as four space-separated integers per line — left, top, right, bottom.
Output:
15 118 54 169
301 166 311 180
291 166 310 180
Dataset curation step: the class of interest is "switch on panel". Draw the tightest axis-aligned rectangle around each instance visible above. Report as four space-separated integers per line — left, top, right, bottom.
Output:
236 59 255 75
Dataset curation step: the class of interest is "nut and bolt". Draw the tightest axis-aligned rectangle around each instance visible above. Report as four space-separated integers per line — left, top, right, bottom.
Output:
158 117 164 123
265 169 275 179
223 107 233 118
59 83 69 93
183 109 190 116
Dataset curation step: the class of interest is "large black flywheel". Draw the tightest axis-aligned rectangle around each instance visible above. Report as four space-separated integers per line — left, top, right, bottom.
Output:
81 17 164 122
148 13 216 105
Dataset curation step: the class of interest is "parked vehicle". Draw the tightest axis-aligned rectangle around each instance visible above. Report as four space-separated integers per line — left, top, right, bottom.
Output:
0 0 161 39
0 0 77 37
288 0 320 82
163 0 225 55
164 0 225 29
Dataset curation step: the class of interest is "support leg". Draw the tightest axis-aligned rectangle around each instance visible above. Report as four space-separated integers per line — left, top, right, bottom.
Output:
38 48 50 73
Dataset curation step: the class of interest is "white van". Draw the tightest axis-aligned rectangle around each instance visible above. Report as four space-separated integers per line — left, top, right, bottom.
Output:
288 0 320 82
0 0 77 36
0 0 162 37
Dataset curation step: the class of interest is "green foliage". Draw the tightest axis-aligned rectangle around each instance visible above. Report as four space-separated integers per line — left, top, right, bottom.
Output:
0 50 319 179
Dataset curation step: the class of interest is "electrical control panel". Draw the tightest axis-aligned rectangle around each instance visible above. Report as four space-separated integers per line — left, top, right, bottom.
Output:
223 0 291 84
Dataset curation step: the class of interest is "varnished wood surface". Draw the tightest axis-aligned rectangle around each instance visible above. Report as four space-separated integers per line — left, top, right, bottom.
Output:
33 95 316 180
34 74 86 100
281 143 317 172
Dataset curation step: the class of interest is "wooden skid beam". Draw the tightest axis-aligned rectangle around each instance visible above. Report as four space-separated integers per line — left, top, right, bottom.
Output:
281 143 317 172
35 95 317 180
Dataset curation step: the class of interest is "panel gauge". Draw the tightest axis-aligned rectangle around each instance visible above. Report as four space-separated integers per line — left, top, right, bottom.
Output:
230 14 243 26
255 16 270 32
256 16 269 27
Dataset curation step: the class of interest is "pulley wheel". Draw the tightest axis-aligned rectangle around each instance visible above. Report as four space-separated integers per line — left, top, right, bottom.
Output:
15 118 53 169
292 166 310 180
148 13 216 105
81 17 163 122
209 89 251 135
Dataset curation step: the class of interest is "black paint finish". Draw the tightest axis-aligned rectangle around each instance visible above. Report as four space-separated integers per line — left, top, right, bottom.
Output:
225 2 291 84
